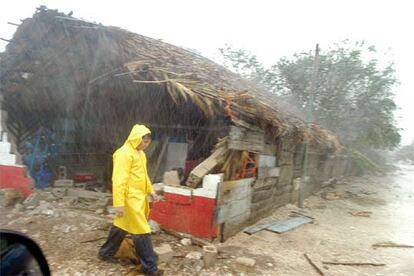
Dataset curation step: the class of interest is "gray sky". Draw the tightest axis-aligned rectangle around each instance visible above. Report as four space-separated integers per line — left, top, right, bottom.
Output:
1 0 413 145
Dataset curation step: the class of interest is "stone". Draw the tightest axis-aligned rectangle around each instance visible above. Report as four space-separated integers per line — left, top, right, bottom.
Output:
62 224 72 233
51 188 68 198
148 220 161 233
14 203 24 212
54 179 74 187
186 251 202 260
202 245 218 268
154 244 173 263
2 188 22 206
180 238 192 246
236 257 256 267
95 209 104 215
183 258 204 272
41 208 54 216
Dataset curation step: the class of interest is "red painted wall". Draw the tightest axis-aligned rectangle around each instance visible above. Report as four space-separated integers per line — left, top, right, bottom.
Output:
0 165 33 197
150 192 218 239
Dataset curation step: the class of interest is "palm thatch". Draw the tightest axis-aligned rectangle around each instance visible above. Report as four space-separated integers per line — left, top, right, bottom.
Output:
0 7 340 153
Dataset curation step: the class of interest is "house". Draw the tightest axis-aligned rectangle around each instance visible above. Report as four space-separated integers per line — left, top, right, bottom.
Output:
0 8 356 240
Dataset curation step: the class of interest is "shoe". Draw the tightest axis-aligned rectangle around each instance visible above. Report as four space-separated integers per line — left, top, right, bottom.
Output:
98 254 118 263
138 268 164 276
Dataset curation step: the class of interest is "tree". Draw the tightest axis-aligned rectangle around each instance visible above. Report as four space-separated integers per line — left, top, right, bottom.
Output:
219 41 401 151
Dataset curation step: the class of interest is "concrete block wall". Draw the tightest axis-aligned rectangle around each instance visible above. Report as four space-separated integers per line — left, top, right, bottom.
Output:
0 102 33 197
0 110 18 166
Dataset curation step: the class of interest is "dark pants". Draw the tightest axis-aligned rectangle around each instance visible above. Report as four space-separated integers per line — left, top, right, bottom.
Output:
99 225 158 274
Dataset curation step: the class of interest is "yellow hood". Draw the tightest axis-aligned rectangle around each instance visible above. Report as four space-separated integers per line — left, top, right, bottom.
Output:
125 124 151 148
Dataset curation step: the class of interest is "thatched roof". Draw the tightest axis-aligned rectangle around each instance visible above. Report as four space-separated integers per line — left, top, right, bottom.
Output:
0 7 340 151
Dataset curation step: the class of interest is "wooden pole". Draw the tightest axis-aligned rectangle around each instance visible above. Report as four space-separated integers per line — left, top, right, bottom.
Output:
299 44 320 208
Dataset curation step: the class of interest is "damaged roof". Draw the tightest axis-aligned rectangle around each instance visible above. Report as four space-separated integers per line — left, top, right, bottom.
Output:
0 7 340 151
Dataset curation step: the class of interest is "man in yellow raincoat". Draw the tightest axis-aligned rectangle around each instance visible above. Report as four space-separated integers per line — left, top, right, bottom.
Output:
99 125 162 275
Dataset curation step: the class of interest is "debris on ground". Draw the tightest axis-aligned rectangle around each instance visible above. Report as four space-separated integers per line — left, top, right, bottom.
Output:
304 253 325 276
235 256 256 267
154 243 174 263
180 238 192 246
202 245 218 268
1 188 23 206
321 191 356 200
349 211 372 217
244 216 313 234
322 261 386 266
372 242 414 249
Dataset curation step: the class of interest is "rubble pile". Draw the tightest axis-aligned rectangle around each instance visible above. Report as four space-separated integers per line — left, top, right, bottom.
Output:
0 187 268 275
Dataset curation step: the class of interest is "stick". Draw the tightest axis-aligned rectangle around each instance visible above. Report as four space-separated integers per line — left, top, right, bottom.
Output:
151 136 169 180
162 229 211 247
0 38 11 42
80 236 107 243
322 261 385 267
291 211 315 220
304 253 325 276
133 79 170 83
372 243 413 248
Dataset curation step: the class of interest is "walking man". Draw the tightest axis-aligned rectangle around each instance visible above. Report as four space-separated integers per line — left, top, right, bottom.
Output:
99 124 162 275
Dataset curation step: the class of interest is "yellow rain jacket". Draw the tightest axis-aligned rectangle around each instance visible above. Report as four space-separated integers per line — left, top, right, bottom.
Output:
112 124 153 234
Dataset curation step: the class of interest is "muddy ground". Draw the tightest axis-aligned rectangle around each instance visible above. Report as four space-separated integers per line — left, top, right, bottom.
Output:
1 164 413 275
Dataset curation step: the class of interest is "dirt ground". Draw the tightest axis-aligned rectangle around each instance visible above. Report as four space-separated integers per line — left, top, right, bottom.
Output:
1 164 413 275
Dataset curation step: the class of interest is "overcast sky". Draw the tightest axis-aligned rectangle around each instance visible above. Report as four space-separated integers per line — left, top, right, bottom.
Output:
1 0 413 145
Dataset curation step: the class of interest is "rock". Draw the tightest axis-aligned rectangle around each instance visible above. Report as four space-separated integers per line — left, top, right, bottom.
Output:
41 208 54 216
54 179 74 188
236 257 256 267
14 203 24 212
180 238 192 246
61 196 78 205
186 251 202 260
2 188 23 206
51 187 68 198
95 209 104 215
62 224 72 233
34 201 55 216
148 220 161 233
183 258 204 272
154 244 173 263
202 245 217 268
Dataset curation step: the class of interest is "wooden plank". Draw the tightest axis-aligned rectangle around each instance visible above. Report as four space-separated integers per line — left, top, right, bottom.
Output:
218 178 254 203
186 147 226 188
227 140 263 152
252 189 274 203
257 167 280 178
278 165 293 187
262 144 277 155
252 177 278 190
216 196 251 224
228 126 264 152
